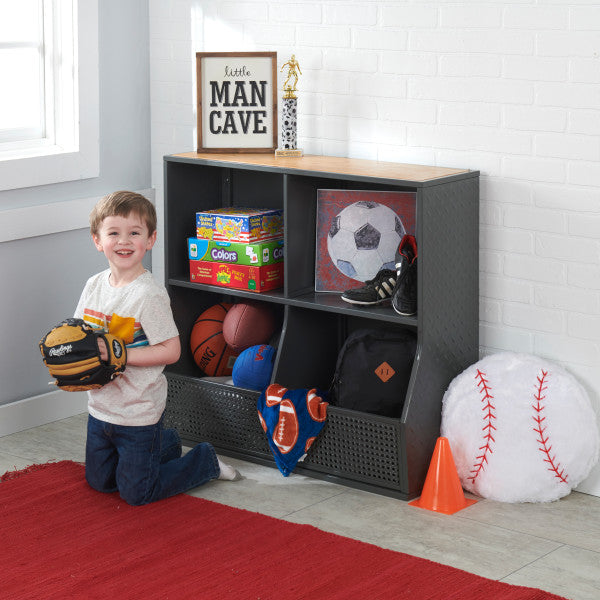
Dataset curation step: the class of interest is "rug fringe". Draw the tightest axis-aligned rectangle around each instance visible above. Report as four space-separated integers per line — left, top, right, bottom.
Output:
0 460 80 483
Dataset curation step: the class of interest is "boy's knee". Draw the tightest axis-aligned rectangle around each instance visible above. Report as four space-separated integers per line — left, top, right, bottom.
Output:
118 480 153 506
120 492 148 506
86 471 117 494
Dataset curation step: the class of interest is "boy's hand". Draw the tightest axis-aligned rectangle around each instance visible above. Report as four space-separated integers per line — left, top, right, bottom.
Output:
97 336 109 361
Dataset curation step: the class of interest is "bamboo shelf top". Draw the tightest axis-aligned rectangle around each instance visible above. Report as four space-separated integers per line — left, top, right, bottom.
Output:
172 152 474 184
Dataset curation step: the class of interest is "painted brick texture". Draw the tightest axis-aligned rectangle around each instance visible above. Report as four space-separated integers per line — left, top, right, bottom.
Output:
149 1 600 493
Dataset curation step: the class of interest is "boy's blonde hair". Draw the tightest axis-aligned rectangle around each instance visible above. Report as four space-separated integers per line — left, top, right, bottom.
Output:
90 191 157 236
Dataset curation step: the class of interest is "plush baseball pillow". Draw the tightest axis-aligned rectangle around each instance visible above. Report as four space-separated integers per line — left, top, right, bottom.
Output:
441 352 599 503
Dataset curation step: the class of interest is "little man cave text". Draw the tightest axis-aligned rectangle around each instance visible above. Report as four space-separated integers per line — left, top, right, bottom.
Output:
209 80 268 135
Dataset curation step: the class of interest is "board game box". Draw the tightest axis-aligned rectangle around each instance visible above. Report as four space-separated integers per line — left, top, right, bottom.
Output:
187 237 284 266
189 260 284 293
196 207 283 243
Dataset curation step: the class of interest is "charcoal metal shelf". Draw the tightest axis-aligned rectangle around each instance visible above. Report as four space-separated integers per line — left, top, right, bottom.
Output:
163 152 479 499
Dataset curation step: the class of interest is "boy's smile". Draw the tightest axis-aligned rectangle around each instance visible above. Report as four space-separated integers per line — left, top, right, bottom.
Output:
93 213 156 286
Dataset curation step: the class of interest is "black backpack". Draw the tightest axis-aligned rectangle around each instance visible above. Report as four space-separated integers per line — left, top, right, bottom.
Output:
331 328 417 418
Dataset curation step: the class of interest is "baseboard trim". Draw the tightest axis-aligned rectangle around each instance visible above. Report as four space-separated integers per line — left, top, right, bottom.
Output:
0 391 88 437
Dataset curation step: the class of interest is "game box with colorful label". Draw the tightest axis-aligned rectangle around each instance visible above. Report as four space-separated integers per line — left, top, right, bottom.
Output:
196 207 283 243
187 237 284 266
189 260 284 293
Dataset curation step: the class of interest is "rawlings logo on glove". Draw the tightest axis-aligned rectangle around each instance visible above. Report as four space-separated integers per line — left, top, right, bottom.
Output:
48 344 73 357
39 318 127 392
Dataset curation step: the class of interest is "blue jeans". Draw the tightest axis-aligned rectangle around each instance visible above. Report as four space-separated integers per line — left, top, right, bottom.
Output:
85 414 219 506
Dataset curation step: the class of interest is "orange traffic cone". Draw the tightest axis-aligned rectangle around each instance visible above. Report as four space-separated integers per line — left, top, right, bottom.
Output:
409 436 477 515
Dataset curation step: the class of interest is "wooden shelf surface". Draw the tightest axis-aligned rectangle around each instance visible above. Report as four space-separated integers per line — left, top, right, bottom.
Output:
171 152 473 183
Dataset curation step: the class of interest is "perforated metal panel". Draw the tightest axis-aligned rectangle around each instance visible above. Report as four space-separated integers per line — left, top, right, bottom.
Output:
420 178 479 375
164 373 406 493
304 408 403 487
164 374 270 457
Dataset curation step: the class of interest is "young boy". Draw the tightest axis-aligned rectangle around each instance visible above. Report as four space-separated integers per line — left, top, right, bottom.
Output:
74 191 239 506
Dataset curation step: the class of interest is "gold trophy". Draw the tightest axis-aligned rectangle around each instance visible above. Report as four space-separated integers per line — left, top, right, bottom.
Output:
282 54 302 99
276 55 303 157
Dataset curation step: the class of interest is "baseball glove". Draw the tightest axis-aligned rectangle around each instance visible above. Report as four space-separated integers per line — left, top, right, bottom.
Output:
39 318 127 392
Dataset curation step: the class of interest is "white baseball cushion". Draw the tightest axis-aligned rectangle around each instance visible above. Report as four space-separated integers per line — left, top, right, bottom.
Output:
441 352 599 503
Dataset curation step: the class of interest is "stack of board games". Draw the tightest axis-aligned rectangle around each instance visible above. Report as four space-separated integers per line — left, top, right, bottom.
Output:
188 207 284 293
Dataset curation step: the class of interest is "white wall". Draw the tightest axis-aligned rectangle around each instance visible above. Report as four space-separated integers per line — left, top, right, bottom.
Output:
149 0 600 495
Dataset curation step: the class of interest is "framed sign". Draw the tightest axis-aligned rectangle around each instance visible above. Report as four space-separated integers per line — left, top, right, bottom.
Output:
196 51 277 153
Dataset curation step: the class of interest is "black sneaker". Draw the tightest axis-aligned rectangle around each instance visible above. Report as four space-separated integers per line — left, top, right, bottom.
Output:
341 269 397 305
391 235 417 316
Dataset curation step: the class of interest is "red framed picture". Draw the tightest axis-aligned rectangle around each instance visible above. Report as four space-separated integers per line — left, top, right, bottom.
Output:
315 190 416 293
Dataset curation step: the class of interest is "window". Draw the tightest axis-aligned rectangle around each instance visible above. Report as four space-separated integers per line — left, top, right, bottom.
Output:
0 0 98 191
0 1 46 146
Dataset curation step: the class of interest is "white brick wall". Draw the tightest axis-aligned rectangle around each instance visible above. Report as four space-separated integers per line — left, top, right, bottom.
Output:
149 0 600 495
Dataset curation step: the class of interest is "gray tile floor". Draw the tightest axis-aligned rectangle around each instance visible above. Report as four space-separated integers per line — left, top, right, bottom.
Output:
1 413 598 600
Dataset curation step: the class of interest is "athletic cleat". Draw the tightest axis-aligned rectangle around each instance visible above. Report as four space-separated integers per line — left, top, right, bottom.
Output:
341 269 397 305
391 235 418 316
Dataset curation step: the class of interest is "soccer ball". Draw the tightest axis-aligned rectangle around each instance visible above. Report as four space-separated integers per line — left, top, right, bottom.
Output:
327 201 406 282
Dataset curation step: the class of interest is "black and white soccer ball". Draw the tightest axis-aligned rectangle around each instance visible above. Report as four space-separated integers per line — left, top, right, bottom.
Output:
327 201 406 282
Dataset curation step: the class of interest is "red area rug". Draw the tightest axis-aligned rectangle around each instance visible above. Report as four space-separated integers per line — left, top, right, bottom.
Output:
1 461 565 599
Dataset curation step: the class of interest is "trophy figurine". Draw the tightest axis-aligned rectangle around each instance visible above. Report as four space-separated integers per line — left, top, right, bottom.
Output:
276 55 303 157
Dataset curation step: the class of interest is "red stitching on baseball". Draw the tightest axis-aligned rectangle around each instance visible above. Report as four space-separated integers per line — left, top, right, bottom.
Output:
469 369 497 484
532 370 568 484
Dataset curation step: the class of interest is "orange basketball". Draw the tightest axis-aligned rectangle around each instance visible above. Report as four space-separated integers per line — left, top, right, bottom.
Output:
190 303 238 376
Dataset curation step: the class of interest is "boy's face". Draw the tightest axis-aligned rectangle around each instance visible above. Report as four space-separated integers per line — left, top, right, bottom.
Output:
92 212 156 273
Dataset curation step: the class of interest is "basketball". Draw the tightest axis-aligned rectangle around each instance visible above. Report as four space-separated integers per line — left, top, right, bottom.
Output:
232 344 276 391
222 301 277 352
190 303 238 377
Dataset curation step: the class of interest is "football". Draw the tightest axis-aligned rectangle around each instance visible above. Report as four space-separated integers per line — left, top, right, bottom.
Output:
306 389 327 422
222 301 277 353
327 201 405 282
266 384 286 406
272 399 299 454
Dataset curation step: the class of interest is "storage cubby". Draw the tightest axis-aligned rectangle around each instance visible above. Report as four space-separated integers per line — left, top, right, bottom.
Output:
163 152 479 499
